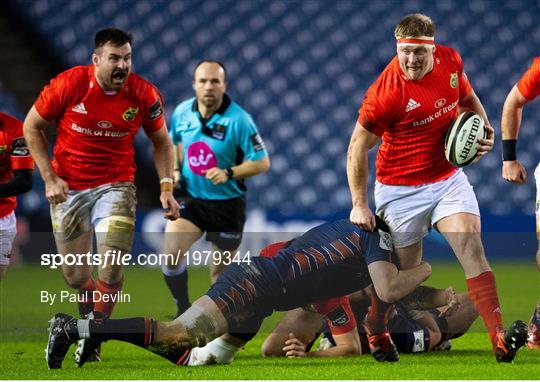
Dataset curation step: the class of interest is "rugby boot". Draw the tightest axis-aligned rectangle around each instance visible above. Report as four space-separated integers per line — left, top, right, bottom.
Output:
366 331 400 362
363 313 399 362
73 311 105 367
494 320 528 363
46 313 77 369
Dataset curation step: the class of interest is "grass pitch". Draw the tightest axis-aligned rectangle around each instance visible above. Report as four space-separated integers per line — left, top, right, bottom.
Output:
1 262 539 379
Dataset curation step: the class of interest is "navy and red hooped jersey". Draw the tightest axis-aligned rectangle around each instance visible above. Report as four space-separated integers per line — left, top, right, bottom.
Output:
34 65 165 190
0 112 34 217
358 45 472 186
258 219 390 311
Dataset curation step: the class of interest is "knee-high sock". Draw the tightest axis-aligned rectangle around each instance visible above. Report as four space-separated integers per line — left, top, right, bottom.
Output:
94 278 124 317
69 317 188 364
466 271 503 348
364 285 392 334
78 277 95 317
162 263 190 314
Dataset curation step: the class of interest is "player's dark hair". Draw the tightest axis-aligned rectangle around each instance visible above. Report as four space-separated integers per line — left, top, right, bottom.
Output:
394 13 436 38
193 60 228 82
94 28 133 50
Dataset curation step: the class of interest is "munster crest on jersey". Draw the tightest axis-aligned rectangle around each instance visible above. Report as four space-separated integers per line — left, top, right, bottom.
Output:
0 145 6 155
122 107 139 121
450 72 458 89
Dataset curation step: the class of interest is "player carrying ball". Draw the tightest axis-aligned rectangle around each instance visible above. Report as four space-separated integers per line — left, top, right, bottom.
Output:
24 28 179 366
347 13 527 362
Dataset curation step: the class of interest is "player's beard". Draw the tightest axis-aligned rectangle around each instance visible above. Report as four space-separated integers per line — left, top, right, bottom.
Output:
110 69 129 90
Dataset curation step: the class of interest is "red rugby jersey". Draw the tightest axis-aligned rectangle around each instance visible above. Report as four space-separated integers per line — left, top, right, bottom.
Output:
358 45 472 185
0 112 34 218
34 65 165 190
259 241 356 336
517 57 540 101
310 296 357 336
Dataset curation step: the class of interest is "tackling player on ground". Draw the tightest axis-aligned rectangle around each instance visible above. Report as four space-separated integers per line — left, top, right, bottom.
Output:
24 28 179 366
0 112 33 279
347 13 527 362
501 56 540 349
45 219 432 369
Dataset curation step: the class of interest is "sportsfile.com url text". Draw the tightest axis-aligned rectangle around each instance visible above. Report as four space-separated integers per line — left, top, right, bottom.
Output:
40 250 252 269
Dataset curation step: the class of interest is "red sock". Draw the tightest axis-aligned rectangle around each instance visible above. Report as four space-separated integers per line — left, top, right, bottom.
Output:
94 278 124 317
365 286 392 334
78 278 95 316
466 271 504 348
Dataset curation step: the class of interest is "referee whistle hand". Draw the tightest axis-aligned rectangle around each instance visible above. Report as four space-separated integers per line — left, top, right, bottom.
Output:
204 167 228 184
502 160 527 184
160 191 180 220
45 175 68 204
350 206 376 232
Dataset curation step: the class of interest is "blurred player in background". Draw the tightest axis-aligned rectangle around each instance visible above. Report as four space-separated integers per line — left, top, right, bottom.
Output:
501 56 540 349
0 112 33 279
347 13 527 362
23 28 179 365
162 60 269 316
45 219 431 369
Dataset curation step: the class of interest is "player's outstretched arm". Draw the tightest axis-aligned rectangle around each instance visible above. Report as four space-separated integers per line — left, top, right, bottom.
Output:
147 126 179 220
347 122 379 231
283 330 361 358
367 260 431 303
501 85 530 184
23 106 68 204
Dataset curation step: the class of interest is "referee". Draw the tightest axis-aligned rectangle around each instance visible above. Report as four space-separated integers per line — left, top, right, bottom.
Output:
162 60 270 316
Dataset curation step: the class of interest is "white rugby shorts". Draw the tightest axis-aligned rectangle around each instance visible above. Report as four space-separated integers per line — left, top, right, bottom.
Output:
375 169 480 248
535 162 540 238
50 182 136 243
0 211 17 265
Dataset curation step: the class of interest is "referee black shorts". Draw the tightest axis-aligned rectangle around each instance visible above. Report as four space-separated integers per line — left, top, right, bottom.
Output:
176 194 246 251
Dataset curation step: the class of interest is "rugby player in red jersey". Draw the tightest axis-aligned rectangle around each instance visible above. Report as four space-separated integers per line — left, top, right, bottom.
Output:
501 56 540 349
23 28 179 365
0 112 33 279
347 14 527 362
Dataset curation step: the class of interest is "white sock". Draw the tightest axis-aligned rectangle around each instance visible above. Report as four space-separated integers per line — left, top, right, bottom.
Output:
188 337 240 366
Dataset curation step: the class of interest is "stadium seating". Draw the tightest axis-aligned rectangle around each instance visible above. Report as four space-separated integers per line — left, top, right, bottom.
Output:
13 0 540 216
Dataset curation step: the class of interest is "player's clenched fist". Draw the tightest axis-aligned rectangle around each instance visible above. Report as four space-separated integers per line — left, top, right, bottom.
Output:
349 205 376 231
502 160 528 184
160 192 180 220
45 175 69 204
283 333 307 358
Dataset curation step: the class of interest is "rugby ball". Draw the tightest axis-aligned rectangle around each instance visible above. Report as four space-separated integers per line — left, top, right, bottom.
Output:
444 112 486 167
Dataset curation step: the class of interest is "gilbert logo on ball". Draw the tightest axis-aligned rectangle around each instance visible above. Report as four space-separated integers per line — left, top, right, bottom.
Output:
444 111 485 167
